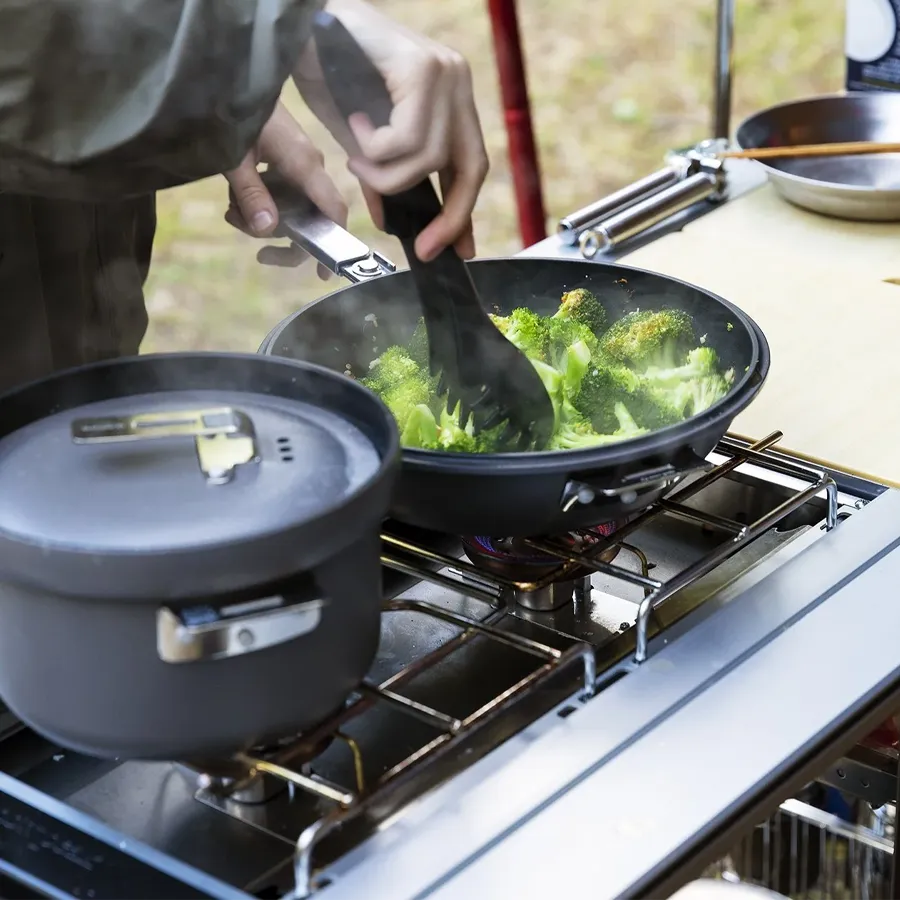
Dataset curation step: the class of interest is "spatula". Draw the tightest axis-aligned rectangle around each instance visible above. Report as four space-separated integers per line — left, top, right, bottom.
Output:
310 12 555 452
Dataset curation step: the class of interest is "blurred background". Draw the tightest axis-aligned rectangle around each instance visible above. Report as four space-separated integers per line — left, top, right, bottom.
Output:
144 0 844 353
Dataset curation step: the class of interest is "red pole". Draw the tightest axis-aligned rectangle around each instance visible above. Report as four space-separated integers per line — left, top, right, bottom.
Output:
486 0 547 248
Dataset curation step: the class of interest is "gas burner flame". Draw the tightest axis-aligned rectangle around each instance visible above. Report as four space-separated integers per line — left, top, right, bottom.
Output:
470 523 620 568
461 522 623 586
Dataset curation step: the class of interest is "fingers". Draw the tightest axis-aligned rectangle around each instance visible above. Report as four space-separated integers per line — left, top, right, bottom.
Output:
224 154 279 237
345 52 456 192
225 103 349 278
413 66 488 262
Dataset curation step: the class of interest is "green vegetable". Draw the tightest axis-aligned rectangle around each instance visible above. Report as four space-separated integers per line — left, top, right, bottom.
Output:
401 404 439 448
598 308 695 372
489 307 550 362
554 287 608 335
362 293 734 453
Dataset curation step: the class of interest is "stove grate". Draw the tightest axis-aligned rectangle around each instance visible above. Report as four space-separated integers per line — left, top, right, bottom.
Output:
200 429 841 899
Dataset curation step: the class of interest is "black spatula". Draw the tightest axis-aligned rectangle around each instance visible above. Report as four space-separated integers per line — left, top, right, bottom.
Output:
311 11 555 451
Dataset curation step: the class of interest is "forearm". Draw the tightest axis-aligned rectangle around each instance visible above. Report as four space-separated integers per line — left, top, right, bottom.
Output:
0 0 324 200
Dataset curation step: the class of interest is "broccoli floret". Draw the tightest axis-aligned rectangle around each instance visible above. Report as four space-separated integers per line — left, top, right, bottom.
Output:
437 400 477 453
529 358 565 429
611 402 648 438
407 318 430 369
687 372 733 414
628 383 685 430
642 346 721 388
547 317 599 363
490 308 550 362
401 404 439 449
362 346 421 393
548 400 648 450
558 339 594 400
598 308 696 372
377 379 432 432
572 358 640 433
649 368 734 419
360 346 436 432
553 287 608 335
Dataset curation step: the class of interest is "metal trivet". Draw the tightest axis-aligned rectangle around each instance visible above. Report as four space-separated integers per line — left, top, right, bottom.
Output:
197 429 839 899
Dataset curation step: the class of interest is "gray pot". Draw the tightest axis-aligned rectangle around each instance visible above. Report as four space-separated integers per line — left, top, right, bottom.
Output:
0 353 399 760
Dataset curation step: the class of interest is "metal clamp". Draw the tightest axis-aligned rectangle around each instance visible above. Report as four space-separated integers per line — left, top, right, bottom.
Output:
157 594 328 663
259 170 396 283
579 157 727 259
71 407 258 485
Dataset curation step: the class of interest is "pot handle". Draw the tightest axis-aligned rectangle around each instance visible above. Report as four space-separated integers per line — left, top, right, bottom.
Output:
157 594 329 663
71 407 258 486
560 453 711 511
237 170 397 284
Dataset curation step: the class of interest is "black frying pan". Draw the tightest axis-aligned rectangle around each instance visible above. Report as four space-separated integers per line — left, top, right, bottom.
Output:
260 230 769 536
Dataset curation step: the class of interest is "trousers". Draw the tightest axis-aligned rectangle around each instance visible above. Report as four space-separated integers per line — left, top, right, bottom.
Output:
0 192 157 394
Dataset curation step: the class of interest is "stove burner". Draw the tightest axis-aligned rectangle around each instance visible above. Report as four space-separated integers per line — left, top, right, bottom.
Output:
462 523 622 612
183 732 336 804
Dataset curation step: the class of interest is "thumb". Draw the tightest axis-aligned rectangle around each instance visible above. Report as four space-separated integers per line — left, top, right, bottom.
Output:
224 155 278 237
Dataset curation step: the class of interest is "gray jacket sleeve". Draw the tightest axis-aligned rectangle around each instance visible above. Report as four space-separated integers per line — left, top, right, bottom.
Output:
0 0 323 200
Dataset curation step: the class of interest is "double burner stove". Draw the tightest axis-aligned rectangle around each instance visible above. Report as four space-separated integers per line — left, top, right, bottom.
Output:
0 430 886 900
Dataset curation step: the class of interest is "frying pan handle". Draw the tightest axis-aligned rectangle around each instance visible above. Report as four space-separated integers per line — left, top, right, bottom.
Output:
247 170 397 284
561 453 710 511
311 11 444 243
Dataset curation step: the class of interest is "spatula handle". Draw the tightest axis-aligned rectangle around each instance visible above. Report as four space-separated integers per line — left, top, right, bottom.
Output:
311 11 442 242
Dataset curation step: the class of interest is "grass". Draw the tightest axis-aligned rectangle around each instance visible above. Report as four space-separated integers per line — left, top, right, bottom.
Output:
143 0 844 354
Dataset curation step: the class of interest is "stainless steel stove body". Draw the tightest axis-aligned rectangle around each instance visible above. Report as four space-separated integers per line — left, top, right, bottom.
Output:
1 423 899 900
2 169 900 899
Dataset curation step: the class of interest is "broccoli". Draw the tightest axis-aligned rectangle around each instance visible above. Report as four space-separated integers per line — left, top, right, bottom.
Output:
490 307 550 362
547 317 599 363
359 300 733 453
407 318 430 369
553 287 608 335
642 346 721 388
548 400 648 450
401 404 439 449
437 400 477 453
529 358 565 428
598 308 696 372
360 346 436 431
558 339 594 400
571 358 640 433
377 380 432 432
362 346 421 392
649 368 734 418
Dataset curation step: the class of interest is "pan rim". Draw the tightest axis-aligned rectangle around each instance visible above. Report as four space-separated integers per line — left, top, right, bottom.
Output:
259 257 770 475
734 91 900 196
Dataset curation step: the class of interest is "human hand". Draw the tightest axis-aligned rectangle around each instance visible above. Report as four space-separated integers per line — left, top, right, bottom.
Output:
224 101 347 278
293 0 489 264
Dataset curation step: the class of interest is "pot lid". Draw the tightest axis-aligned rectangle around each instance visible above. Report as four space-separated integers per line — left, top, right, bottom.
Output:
0 388 383 556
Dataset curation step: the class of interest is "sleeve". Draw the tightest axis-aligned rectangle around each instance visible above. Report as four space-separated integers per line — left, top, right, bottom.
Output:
0 0 324 200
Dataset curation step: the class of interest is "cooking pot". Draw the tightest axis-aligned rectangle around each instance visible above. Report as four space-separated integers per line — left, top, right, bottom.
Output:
0 353 399 760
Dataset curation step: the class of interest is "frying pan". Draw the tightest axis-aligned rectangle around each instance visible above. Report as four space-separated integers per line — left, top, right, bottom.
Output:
259 206 770 537
735 92 900 221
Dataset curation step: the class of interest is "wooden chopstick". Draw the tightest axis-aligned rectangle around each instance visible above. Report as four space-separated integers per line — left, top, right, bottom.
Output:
721 141 900 160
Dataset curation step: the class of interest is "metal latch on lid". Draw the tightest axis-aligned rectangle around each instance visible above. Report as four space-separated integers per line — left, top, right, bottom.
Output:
71 407 259 485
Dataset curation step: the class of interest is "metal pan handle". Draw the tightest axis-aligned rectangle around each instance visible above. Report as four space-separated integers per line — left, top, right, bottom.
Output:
256 170 397 283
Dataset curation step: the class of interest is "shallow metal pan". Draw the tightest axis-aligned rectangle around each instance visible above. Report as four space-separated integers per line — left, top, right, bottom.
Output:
735 92 900 221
